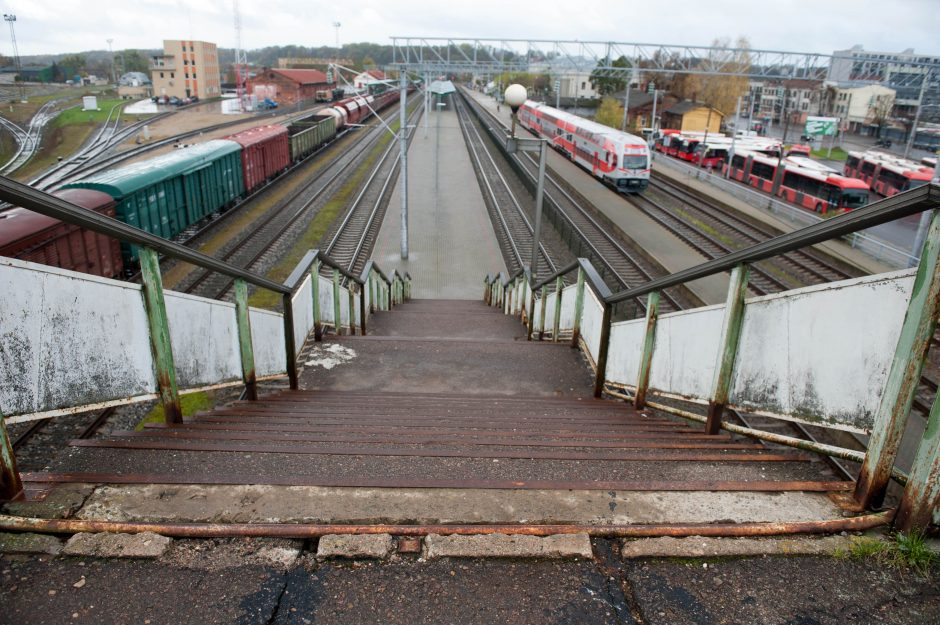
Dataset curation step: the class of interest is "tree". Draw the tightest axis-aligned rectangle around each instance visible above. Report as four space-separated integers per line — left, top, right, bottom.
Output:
594 97 624 129
590 56 630 96
59 53 87 75
121 50 149 74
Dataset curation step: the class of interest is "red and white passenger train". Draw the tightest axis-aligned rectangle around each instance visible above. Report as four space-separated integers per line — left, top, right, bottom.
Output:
517 101 651 192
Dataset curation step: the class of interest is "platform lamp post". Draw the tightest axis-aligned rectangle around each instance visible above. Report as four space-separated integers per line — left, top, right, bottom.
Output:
504 84 547 280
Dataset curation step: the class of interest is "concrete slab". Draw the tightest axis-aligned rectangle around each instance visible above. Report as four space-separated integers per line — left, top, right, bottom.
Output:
74 484 845 525
465 89 730 305
0 531 63 555
1 483 96 520
317 534 394 559
424 533 593 559
62 531 171 559
161 537 303 570
372 106 507 299
300 335 594 397
620 534 860 558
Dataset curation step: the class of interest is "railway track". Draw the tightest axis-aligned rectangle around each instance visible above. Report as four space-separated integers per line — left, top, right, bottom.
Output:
454 92 563 278
0 100 64 175
180 95 422 301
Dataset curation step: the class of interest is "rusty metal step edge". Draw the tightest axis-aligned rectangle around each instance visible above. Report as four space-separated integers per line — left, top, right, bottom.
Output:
111 429 765 450
19 471 856 492
68 438 814 462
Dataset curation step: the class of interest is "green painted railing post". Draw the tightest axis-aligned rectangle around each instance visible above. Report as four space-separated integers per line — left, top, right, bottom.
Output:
505 282 512 315
552 277 563 342
634 291 660 409
358 282 367 336
526 284 536 340
592 300 613 398
311 260 322 341
332 268 341 335
348 283 357 335
282 291 299 390
538 285 548 340
484 279 490 305
896 388 940 530
705 263 749 435
856 208 940 510
234 279 258 401
138 247 182 424
0 409 23 500
571 268 586 348
370 275 377 313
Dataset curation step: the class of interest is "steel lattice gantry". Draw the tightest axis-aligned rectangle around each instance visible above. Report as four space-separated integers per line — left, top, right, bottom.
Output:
389 37 936 86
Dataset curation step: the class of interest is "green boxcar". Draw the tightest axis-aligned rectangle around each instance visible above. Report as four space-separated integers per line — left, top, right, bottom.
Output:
287 115 337 162
63 140 244 264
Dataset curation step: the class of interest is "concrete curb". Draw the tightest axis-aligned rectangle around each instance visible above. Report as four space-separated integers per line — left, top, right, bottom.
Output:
621 534 865 558
423 533 593 559
62 531 171 559
317 534 395 559
0 531 64 555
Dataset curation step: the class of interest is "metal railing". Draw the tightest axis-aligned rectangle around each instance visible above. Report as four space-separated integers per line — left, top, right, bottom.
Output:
484 183 940 530
0 176 412 500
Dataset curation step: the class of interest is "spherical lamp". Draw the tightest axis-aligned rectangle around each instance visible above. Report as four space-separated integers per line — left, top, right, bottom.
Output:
504 84 527 114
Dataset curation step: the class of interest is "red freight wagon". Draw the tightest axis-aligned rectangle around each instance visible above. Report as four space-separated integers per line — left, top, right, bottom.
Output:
224 124 290 193
0 188 123 278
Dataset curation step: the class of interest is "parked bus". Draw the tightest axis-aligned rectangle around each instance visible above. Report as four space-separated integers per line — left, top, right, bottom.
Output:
844 151 932 197
725 149 870 212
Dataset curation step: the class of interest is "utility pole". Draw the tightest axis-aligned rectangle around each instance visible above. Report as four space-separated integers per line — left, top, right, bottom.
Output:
621 80 631 131
771 91 791 196
650 89 658 136
232 0 247 112
904 70 931 159
726 95 741 178
399 67 409 259
333 22 341 50
4 15 25 103
106 38 115 84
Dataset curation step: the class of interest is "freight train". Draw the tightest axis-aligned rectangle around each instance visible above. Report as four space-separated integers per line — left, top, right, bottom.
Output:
0 89 404 277
516 100 652 192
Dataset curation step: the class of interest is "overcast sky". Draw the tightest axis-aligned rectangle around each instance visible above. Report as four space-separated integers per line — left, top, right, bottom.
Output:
2 0 938 58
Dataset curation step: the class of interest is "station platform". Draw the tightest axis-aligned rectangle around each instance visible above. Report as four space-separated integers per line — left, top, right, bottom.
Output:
371 107 506 299
17 298 852 529
465 89 730 305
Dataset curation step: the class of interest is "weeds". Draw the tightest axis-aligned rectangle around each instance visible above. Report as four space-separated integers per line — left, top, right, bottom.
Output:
839 531 936 576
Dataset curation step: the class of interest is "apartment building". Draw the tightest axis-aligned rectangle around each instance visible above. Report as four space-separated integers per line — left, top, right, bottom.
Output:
150 40 221 100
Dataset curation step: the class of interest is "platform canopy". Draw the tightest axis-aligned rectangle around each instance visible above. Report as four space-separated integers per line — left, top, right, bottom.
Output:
429 80 456 96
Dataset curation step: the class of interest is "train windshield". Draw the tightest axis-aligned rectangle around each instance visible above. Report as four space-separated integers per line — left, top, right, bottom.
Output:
840 190 869 209
622 154 648 169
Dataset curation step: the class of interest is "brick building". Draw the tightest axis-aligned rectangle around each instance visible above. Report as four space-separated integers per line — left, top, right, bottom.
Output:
246 68 331 107
150 40 221 100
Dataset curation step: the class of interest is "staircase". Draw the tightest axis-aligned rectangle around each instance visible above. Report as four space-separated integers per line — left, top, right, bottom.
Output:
38 299 847 499
7 299 863 531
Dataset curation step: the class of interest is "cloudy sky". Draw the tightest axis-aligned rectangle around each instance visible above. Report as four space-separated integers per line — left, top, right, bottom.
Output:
2 0 938 57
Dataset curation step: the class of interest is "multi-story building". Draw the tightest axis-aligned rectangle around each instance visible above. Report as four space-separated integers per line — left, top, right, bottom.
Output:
819 82 896 135
150 40 221 100
743 80 822 125
828 45 939 121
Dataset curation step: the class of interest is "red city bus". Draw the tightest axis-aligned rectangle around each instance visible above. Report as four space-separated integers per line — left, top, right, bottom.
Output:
725 149 869 212
844 151 932 197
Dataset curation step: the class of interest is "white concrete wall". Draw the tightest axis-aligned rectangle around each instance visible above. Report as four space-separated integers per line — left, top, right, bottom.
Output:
0 257 288 419
729 271 914 432
648 305 725 400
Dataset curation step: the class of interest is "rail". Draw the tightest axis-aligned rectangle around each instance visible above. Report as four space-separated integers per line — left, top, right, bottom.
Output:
0 176 412 500
484 183 940 530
